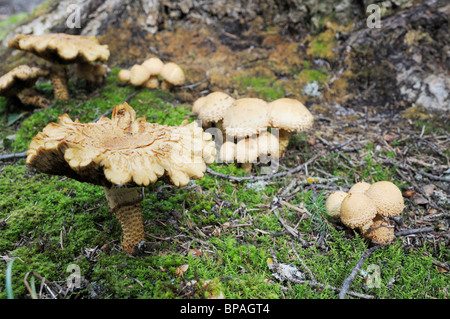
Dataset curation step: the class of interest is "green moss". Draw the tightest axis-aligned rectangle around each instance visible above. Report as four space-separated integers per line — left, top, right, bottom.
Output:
233 75 285 101
0 13 28 40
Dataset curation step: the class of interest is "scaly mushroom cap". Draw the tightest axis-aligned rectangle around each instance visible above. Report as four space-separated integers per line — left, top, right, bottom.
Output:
236 137 259 164
192 96 207 115
362 215 395 244
0 65 49 96
348 181 371 194
142 57 164 75
325 191 348 219
160 62 185 86
340 193 377 232
365 181 405 217
8 33 110 64
257 131 279 158
222 98 269 138
197 92 235 124
219 141 236 163
26 102 216 188
268 98 314 132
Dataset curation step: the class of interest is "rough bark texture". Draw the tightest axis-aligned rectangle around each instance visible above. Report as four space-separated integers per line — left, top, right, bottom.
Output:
1 0 448 112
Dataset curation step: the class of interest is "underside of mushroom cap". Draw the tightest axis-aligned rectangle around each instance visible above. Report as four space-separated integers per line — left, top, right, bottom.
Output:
26 102 216 188
365 181 405 217
268 98 314 132
8 33 110 64
0 65 49 96
222 98 269 138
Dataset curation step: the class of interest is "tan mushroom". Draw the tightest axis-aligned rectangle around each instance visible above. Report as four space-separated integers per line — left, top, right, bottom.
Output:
235 137 259 172
267 98 314 155
26 102 216 254
142 57 164 89
365 181 405 217
118 69 131 83
0 65 50 108
74 62 108 83
160 62 185 90
340 193 377 232
219 141 236 164
325 191 348 219
8 33 110 100
348 181 371 194
362 215 395 245
192 96 207 115
197 92 235 131
129 64 151 87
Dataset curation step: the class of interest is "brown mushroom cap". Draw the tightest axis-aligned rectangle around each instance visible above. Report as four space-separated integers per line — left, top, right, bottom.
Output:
222 98 269 138
160 62 185 86
8 33 110 64
362 215 395 244
26 102 216 188
325 191 348 219
365 181 405 217
340 193 377 232
268 98 314 132
142 57 164 75
197 92 235 124
0 65 49 96
348 181 371 194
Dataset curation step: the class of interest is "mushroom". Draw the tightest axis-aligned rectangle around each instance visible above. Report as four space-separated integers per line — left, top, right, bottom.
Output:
340 193 377 233
348 181 371 194
8 33 110 100
26 102 216 254
196 92 235 131
160 62 185 90
74 62 108 84
362 215 395 245
129 64 151 87
267 98 314 156
118 69 131 83
219 141 237 164
365 181 405 217
325 190 348 219
192 96 207 115
235 137 259 171
142 57 164 89
0 65 50 108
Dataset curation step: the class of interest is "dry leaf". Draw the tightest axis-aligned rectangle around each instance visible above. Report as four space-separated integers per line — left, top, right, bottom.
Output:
189 249 203 257
175 264 189 278
402 190 416 198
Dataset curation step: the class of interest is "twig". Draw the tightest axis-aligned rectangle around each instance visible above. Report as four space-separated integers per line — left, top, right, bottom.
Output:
339 245 381 299
289 242 315 282
0 151 27 161
179 73 209 90
206 152 324 182
395 226 434 237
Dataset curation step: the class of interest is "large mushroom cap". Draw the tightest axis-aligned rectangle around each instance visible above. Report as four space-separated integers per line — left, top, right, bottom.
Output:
129 64 151 86
325 191 348 219
8 33 110 64
222 98 269 138
348 181 371 194
340 193 377 232
26 102 216 188
268 98 314 132
197 92 235 124
142 57 164 75
192 96 207 115
160 62 185 86
0 65 49 96
365 181 405 217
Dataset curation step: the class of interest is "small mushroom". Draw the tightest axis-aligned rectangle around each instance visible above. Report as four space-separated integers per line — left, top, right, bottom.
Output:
160 62 185 90
26 102 216 254
257 131 280 164
340 193 378 232
74 62 108 83
219 141 236 164
0 65 50 108
267 98 314 156
196 92 235 131
365 181 405 217
235 137 259 172
8 33 110 100
129 64 151 87
118 69 131 83
362 215 395 245
348 181 371 194
142 57 164 89
325 191 348 219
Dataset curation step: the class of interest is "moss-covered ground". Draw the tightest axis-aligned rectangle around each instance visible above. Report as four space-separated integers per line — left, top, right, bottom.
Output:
0 68 448 299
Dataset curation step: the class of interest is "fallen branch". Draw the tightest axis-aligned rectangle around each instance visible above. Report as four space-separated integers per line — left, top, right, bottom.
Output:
395 226 434 237
338 245 381 299
0 151 27 161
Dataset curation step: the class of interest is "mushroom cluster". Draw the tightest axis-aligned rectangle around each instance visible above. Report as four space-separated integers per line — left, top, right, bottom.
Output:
8 33 110 100
326 181 405 244
118 58 185 90
0 65 50 108
193 94 314 171
26 102 216 254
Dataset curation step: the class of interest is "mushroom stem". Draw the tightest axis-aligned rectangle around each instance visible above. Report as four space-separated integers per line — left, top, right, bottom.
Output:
278 130 292 156
103 186 145 254
241 163 253 172
161 80 173 91
50 65 69 100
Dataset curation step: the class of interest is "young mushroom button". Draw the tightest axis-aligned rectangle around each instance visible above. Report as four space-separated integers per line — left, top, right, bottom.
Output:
26 102 216 254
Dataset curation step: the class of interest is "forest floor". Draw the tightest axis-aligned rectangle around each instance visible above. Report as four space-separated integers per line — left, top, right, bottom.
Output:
0 2 449 300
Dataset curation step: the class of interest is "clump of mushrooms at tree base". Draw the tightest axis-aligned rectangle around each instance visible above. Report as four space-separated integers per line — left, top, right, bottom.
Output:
26 102 216 254
192 92 314 172
326 181 405 245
